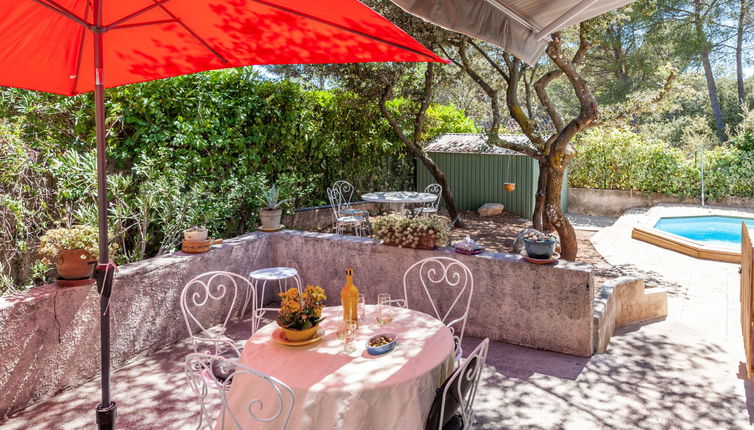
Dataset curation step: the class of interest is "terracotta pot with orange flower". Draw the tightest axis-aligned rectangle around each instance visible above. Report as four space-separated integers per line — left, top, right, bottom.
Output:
276 286 327 342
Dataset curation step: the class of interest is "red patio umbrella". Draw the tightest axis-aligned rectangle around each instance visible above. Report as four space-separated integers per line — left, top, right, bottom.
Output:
0 1 444 428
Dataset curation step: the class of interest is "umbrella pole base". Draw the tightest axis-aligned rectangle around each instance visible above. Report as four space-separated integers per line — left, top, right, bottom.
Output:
96 402 117 429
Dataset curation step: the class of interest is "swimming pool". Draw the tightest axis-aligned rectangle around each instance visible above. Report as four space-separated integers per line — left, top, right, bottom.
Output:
654 215 754 249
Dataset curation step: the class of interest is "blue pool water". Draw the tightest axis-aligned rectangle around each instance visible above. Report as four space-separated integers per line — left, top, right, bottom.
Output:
654 216 754 248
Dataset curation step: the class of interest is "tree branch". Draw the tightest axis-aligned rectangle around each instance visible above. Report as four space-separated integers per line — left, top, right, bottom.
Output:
469 40 509 81
545 31 599 158
588 70 678 129
413 63 435 144
534 69 565 132
379 81 416 152
505 56 545 149
532 24 592 133
457 41 502 134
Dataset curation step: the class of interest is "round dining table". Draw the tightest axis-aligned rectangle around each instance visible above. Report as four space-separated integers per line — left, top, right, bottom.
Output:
361 191 438 215
220 305 455 430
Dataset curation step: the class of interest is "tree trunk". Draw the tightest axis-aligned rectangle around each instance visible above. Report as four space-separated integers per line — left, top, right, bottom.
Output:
737 0 748 106
701 49 725 139
544 162 577 260
416 154 464 227
377 73 465 229
695 1 725 138
532 159 548 230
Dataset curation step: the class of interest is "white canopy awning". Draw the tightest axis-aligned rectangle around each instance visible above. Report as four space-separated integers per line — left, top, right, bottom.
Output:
391 0 636 64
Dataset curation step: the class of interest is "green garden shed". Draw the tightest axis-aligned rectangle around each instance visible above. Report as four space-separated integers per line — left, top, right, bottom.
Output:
416 133 568 220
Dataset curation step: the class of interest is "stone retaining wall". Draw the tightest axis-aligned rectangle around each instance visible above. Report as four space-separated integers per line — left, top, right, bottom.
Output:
568 187 754 217
0 230 596 418
271 230 595 356
0 233 272 420
593 277 668 353
282 202 379 231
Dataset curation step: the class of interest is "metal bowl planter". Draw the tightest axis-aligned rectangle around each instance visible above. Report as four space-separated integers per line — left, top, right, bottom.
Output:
523 238 557 259
503 183 516 192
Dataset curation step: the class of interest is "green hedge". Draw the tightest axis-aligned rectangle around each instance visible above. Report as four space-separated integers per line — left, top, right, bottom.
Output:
569 127 754 199
0 69 476 291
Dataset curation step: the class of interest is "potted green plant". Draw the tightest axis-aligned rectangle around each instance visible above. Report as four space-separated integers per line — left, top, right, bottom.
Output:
372 214 450 250
258 185 294 231
38 225 102 280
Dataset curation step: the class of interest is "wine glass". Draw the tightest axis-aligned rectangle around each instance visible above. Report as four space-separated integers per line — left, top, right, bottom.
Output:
357 296 366 322
376 293 394 326
336 316 346 341
342 320 358 352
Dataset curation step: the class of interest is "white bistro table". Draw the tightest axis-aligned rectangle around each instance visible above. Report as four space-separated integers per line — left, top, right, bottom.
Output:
361 191 438 215
220 305 455 430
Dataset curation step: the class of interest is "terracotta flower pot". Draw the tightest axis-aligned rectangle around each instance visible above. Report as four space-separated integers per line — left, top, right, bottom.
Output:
503 183 516 192
55 248 95 280
280 324 319 342
259 208 283 230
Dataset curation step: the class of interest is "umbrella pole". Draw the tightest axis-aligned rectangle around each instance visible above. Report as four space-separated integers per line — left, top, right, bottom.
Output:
92 4 117 427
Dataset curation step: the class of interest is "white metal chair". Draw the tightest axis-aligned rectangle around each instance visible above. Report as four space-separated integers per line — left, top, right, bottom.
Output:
330 180 368 216
400 257 474 360
180 271 257 358
414 183 442 216
185 352 295 430
327 186 368 236
425 338 490 430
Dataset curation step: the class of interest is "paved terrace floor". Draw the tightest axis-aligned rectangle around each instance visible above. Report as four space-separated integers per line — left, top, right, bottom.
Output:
3 205 754 429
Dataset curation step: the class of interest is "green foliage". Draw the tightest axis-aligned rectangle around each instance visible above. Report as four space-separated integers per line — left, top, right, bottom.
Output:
0 70 477 291
729 106 754 151
570 127 754 199
385 98 478 142
259 184 294 210
423 104 479 141
0 121 56 294
37 225 102 264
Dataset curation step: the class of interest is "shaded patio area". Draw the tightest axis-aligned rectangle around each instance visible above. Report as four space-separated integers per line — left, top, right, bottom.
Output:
4 309 752 429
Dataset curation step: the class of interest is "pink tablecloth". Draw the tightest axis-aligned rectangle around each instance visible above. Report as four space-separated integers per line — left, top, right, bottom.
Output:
219 305 454 429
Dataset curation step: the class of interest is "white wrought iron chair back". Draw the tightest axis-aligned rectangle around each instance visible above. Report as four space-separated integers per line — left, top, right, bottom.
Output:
327 186 366 236
435 338 490 429
401 257 473 359
327 186 348 219
424 183 442 208
185 352 295 430
180 271 257 357
415 183 442 216
331 180 356 208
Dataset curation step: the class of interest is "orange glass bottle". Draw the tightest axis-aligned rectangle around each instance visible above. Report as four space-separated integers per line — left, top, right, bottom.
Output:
341 268 359 326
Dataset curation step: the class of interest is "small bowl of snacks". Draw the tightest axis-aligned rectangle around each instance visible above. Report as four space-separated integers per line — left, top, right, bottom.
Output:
366 333 398 355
